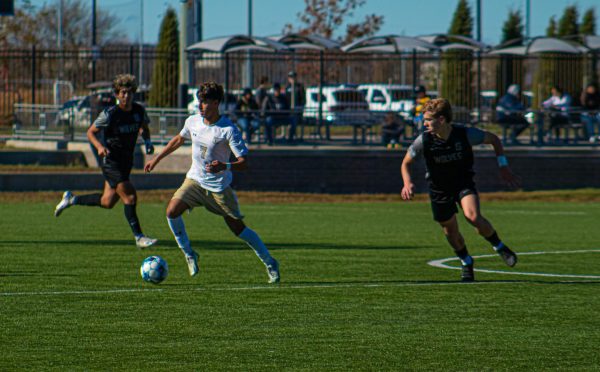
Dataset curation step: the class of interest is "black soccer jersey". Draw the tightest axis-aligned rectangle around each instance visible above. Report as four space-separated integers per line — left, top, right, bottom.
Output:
93 102 150 162
409 125 485 191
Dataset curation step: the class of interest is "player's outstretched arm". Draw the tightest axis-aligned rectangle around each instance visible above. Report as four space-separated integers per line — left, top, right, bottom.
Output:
144 134 185 173
482 131 521 188
401 152 416 200
205 156 247 173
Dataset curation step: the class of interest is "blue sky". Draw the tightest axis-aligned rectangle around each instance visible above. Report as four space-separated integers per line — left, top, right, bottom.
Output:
22 0 599 46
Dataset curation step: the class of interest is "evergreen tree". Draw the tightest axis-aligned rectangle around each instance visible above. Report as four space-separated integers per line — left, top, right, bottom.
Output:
546 16 557 37
448 0 473 37
501 9 524 44
441 0 474 112
148 8 179 108
557 5 579 37
581 8 596 35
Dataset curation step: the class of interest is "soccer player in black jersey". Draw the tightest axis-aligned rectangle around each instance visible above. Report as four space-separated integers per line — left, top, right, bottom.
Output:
54 74 157 249
401 98 520 282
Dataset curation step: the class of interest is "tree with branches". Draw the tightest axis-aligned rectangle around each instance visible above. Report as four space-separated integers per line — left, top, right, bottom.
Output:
283 0 383 44
581 8 596 36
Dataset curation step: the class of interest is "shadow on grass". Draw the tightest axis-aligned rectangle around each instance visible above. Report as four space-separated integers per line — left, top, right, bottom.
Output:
0 239 435 251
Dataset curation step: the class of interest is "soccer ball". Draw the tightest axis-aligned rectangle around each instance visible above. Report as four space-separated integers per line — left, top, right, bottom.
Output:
140 256 169 284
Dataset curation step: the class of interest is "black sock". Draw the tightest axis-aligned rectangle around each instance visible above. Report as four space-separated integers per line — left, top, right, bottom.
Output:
455 246 472 265
484 231 502 247
124 204 143 237
73 193 102 206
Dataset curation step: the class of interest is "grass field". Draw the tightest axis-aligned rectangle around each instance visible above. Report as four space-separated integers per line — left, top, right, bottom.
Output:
1 196 600 370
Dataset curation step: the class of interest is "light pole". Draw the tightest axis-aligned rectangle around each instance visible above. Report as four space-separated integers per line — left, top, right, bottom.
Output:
139 0 143 85
246 0 253 88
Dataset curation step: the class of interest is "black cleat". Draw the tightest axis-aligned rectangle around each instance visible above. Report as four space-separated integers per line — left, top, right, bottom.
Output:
461 263 475 282
497 246 517 267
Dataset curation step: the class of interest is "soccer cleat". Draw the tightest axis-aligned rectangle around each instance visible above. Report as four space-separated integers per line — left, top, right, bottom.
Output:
54 191 74 217
461 263 475 282
266 259 280 284
497 246 518 267
185 250 199 277
135 235 158 249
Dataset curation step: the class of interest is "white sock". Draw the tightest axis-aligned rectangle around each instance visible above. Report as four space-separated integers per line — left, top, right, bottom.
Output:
167 217 194 256
238 227 273 266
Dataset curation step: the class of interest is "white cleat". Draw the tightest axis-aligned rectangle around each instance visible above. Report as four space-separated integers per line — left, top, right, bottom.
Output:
54 191 74 217
185 250 199 277
266 259 280 284
135 235 158 249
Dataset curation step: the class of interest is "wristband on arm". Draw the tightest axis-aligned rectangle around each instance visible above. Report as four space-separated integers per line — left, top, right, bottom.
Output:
497 155 508 167
225 163 232 171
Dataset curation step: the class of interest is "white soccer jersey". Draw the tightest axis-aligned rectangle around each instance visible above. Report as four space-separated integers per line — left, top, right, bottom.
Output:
180 114 248 192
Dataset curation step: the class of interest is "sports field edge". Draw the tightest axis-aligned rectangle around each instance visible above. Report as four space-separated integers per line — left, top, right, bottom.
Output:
1 188 600 203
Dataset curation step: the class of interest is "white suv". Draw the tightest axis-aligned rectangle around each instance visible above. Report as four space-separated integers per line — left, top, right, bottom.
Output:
303 85 370 126
357 84 417 120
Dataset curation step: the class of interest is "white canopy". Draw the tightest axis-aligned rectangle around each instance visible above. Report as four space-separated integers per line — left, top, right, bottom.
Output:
268 34 341 50
187 35 291 53
488 37 588 55
341 35 439 53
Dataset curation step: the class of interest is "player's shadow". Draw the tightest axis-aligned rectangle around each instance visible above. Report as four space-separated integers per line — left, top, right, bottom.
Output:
0 239 435 251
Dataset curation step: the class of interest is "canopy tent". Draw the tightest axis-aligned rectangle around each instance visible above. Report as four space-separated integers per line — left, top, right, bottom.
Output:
488 37 588 55
186 35 290 53
341 35 439 53
417 34 487 51
268 33 341 51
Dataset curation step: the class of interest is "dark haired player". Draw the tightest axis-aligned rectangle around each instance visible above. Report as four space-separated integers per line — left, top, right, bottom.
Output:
144 81 280 283
54 74 157 249
401 98 520 281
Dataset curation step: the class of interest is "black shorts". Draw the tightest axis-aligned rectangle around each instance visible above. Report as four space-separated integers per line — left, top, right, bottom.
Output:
101 159 132 188
429 186 478 222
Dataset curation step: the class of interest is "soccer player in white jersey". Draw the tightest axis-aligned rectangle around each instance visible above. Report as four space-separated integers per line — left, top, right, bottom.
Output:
144 82 280 283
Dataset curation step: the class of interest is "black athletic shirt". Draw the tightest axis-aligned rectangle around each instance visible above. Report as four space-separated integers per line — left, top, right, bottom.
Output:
408 125 485 191
93 102 150 162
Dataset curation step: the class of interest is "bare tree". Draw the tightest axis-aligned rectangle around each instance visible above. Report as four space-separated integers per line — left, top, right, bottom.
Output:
283 0 383 43
0 0 126 48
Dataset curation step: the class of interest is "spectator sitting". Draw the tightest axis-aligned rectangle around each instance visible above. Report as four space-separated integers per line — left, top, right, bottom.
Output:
412 85 430 134
234 88 260 144
262 82 295 145
381 112 405 149
496 84 529 144
542 86 572 142
580 83 600 143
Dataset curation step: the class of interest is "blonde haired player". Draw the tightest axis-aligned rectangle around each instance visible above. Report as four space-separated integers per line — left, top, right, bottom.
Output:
401 98 520 281
145 81 279 283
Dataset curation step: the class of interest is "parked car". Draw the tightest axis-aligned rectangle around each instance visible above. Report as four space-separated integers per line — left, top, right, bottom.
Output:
357 84 437 120
303 85 370 126
55 96 85 126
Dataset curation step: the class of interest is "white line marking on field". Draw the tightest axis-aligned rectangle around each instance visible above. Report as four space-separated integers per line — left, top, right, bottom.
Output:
428 249 600 279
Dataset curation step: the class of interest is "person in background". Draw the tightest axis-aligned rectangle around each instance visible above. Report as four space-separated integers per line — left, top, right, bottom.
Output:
496 84 529 145
262 82 294 146
412 85 431 135
234 88 260 144
285 71 305 142
580 83 600 143
381 111 405 149
542 86 572 142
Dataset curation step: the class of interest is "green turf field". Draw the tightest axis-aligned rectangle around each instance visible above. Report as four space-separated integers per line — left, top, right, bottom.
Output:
1 200 600 370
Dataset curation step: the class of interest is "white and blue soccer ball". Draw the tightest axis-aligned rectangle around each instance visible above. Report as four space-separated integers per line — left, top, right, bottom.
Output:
140 256 169 284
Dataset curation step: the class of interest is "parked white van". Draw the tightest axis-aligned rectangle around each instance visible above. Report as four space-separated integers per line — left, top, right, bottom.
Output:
303 85 370 126
357 84 437 120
